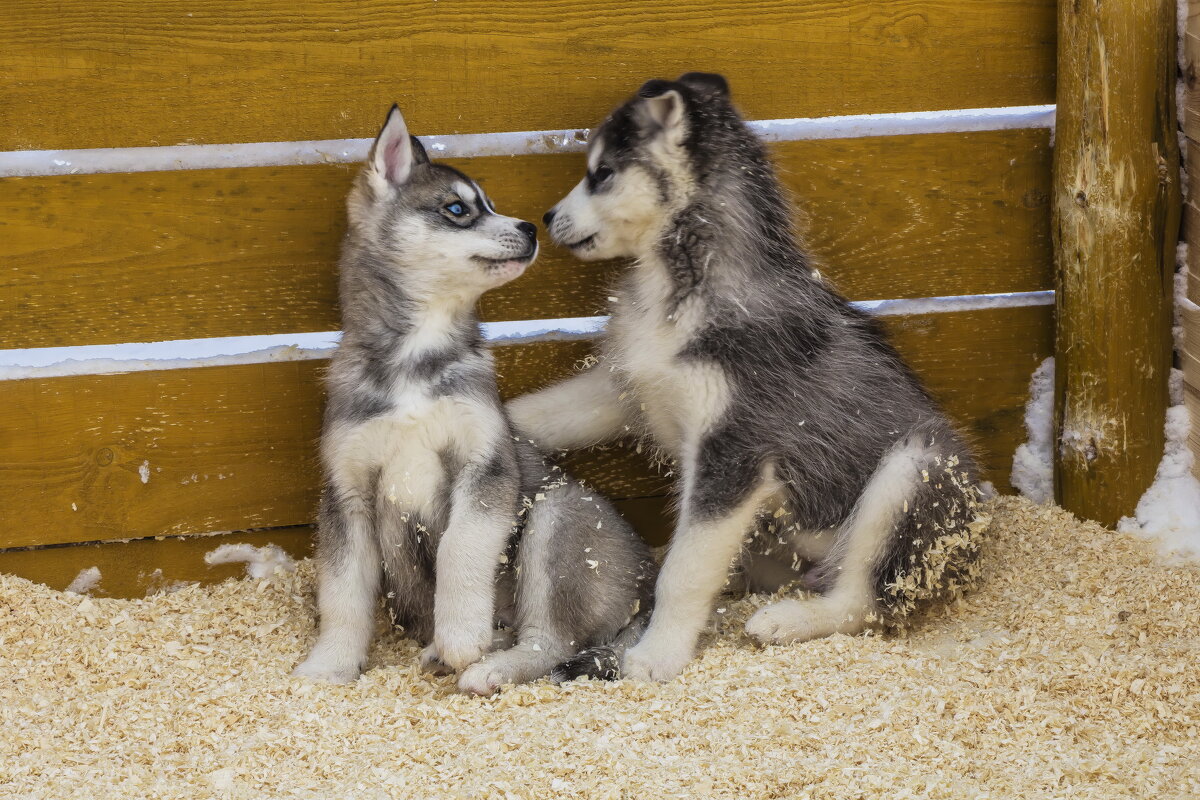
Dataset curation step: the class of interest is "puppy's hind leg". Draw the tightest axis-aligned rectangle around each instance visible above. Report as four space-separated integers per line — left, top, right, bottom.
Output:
457 499 574 696
458 634 573 696
294 490 381 683
745 437 925 645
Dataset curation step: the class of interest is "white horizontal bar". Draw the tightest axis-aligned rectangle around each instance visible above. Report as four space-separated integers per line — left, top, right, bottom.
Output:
750 104 1055 143
0 105 1055 178
857 289 1055 316
0 292 1053 380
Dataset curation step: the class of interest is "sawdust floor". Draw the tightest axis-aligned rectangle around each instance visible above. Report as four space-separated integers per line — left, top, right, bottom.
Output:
2 496 1198 800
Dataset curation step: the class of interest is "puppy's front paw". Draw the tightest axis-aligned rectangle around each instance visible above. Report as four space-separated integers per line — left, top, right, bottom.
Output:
458 662 508 696
623 636 694 682
419 644 454 676
432 623 491 671
292 656 362 684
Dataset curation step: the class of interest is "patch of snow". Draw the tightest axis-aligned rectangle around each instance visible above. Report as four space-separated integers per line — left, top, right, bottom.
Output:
0 339 339 380
64 566 102 595
1011 358 1056 504
204 543 296 579
1117 222 1200 562
1118 388 1200 562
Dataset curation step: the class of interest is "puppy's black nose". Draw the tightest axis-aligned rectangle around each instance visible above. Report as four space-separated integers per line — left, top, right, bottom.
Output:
517 221 538 241
542 209 556 226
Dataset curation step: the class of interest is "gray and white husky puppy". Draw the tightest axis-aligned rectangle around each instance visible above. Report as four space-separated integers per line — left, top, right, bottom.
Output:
293 105 655 695
511 73 984 681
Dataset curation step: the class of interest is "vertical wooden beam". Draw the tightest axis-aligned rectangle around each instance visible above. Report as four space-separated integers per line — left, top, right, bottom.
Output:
1052 0 1181 526
1183 0 1200 481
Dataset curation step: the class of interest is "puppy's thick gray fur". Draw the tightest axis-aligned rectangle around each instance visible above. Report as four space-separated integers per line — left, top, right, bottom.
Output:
293 105 655 694
514 73 985 681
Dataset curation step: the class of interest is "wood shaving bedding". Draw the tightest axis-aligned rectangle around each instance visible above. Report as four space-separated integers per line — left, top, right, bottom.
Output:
1 497 1198 799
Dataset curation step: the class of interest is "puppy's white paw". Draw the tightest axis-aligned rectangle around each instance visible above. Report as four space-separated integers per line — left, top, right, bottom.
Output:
745 598 860 644
433 623 491 671
292 656 361 684
622 636 693 682
458 662 508 696
419 644 453 676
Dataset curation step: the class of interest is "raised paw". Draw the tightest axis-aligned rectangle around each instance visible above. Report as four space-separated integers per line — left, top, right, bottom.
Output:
457 662 509 696
292 656 362 684
622 636 694 682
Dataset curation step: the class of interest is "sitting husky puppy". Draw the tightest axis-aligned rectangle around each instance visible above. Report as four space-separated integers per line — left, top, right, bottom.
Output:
293 106 655 695
511 73 984 681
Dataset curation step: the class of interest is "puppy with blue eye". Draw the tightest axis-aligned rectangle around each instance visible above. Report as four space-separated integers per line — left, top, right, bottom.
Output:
293 105 656 694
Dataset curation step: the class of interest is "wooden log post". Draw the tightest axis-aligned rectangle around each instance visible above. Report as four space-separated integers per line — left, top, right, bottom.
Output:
1053 0 1181 526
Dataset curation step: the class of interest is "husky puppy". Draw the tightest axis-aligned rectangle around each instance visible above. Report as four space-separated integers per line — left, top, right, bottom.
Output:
293 106 655 694
510 73 984 681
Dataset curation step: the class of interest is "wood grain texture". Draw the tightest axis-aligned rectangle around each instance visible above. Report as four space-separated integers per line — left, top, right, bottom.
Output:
0 307 1052 550
0 0 1055 151
0 527 316 598
0 130 1052 349
1180 0 1199 482
0 498 674 598
1187 385 1200 482
1182 302 1200 398
1182 9 1200 142
1052 0 1180 526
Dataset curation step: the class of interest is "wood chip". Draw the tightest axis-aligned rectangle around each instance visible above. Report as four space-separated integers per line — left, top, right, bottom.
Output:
1 497 1198 798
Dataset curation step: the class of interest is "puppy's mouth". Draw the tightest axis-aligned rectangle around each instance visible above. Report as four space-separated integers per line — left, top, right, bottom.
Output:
563 234 596 251
474 249 536 277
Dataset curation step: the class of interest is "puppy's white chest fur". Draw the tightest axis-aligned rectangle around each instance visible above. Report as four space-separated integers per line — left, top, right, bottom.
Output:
324 387 467 517
607 265 730 454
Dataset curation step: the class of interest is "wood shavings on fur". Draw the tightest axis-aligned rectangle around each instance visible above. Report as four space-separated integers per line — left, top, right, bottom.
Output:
203 543 296 579
3 497 1199 799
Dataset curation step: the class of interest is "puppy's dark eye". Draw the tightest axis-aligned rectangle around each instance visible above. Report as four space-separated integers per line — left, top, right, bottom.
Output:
444 202 467 217
592 165 614 183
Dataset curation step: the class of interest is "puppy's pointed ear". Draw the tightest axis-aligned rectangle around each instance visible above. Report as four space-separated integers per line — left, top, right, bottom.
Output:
408 134 430 167
636 81 686 146
677 72 730 101
368 104 423 187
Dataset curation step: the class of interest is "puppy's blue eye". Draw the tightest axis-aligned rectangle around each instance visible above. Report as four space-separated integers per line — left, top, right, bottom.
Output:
445 202 466 217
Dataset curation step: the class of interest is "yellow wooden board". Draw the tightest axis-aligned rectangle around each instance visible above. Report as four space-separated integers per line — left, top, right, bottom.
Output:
0 130 1052 348
0 0 1056 151
0 495 676 598
0 307 1052 550
0 527 316 598
1187 385 1200 482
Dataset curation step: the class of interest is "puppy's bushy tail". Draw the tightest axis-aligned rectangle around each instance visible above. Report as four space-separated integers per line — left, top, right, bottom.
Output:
549 605 652 684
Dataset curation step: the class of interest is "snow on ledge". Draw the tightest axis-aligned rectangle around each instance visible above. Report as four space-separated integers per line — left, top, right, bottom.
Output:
0 293 1054 380
0 105 1055 178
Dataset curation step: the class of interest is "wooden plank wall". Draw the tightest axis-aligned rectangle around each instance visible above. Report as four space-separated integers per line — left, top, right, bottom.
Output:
0 1 1057 595
1183 0 1200 481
